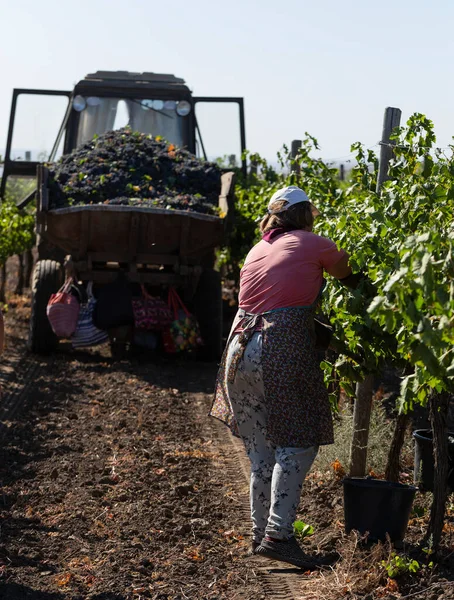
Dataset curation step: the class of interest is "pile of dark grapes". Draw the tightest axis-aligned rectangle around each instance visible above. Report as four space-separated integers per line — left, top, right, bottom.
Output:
47 128 223 215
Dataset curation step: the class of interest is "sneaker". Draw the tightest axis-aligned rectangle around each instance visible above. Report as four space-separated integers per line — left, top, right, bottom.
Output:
251 540 261 554
255 536 320 569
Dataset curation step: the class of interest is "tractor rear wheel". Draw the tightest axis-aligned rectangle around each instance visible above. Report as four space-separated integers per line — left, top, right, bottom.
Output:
28 259 64 353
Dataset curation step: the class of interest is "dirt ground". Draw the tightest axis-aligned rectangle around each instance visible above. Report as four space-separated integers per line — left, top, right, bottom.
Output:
0 296 267 599
0 283 453 600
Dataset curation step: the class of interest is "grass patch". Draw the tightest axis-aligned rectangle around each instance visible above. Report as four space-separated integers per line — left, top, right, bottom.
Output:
314 400 414 477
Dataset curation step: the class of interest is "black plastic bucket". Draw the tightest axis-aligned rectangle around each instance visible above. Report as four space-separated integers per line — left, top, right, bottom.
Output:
413 429 454 492
343 477 417 542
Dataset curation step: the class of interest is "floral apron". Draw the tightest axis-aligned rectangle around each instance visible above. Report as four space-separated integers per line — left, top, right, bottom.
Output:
210 297 334 449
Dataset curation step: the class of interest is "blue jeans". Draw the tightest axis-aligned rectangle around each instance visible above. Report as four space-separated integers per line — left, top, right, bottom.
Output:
226 332 319 542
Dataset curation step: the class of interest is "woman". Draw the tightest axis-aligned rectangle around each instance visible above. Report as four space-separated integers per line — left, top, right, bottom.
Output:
211 185 355 569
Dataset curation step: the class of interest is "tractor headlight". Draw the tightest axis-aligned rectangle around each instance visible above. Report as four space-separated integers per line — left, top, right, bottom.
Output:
73 95 87 112
86 96 101 107
176 100 191 116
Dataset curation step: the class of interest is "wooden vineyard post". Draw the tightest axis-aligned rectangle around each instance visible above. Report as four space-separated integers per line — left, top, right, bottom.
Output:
380 107 412 483
250 159 258 177
377 108 402 187
290 139 302 176
339 163 345 181
0 263 6 303
425 392 451 550
385 412 411 482
349 374 375 476
24 249 34 289
349 107 402 478
15 253 25 295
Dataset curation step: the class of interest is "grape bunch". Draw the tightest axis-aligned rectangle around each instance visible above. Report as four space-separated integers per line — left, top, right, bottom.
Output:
47 128 223 215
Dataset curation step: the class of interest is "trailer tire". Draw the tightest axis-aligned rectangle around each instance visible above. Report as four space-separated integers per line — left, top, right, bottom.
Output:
28 260 64 354
194 269 223 361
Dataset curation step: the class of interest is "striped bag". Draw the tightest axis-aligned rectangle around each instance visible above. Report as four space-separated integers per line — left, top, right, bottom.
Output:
46 279 80 338
71 283 109 348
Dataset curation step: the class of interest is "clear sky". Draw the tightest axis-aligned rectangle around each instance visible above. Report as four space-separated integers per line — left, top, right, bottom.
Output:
1 0 454 164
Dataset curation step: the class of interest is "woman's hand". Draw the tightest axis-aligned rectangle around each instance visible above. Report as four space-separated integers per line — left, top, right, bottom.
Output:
338 269 377 296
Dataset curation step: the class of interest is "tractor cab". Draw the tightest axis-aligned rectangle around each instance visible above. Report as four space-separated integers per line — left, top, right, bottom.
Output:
1 70 246 204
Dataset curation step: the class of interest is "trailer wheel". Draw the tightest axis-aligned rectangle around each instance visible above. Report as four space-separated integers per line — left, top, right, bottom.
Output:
28 260 64 353
193 269 223 361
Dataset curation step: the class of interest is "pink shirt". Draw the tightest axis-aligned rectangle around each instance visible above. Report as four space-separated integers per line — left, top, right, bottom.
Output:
238 230 346 314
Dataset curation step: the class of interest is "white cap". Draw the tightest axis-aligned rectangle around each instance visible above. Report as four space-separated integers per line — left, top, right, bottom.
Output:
267 186 320 216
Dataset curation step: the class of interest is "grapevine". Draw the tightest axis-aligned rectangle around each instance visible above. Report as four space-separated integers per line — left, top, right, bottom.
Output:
0 176 36 300
224 115 454 413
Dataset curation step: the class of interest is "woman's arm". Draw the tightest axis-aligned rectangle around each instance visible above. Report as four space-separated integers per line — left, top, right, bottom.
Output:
325 252 352 280
318 238 370 290
326 252 368 290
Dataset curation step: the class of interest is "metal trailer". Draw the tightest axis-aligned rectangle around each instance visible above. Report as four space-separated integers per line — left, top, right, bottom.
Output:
29 165 235 358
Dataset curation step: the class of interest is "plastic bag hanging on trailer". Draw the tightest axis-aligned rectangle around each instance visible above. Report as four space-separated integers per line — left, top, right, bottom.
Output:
71 282 109 348
132 285 173 332
162 288 203 353
46 279 80 338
